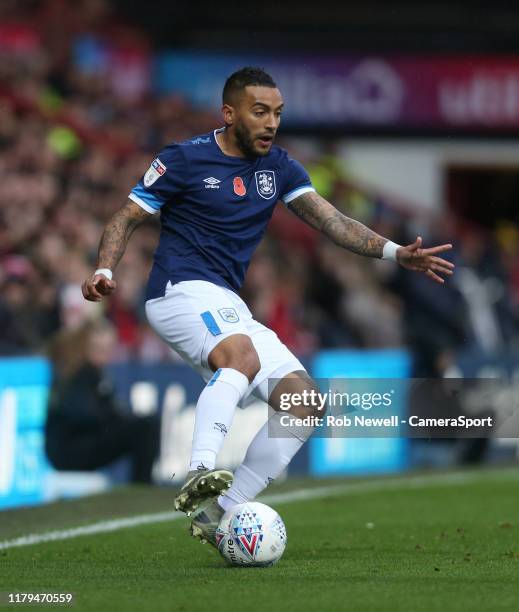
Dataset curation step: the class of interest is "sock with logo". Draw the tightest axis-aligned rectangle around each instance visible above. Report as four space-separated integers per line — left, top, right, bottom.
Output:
189 368 249 472
218 411 314 511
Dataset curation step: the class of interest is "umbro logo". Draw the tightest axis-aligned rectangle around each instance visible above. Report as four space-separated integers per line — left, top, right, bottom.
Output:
214 422 228 435
204 177 220 189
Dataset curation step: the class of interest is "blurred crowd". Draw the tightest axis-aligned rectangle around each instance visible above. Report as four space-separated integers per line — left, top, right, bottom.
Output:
1 0 518 371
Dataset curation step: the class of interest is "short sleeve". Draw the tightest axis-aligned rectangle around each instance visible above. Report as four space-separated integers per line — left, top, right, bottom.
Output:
280 157 315 205
128 144 186 214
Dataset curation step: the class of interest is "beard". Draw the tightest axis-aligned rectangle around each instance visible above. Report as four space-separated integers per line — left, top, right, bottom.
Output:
234 122 269 158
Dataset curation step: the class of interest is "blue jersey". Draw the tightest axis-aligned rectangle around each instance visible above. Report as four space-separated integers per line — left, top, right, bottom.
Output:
129 128 315 299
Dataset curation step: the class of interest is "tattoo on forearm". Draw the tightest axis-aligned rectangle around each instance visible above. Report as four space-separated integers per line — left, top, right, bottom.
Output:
97 200 151 270
320 210 386 257
287 191 386 258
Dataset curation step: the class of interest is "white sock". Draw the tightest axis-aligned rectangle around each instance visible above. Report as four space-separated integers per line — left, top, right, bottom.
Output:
189 368 249 472
218 411 314 511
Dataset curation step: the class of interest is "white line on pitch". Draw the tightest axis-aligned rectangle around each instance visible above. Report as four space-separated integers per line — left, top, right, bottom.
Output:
1 468 517 551
261 468 519 506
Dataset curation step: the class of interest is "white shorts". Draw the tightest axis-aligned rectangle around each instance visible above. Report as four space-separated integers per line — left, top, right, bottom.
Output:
145 280 305 404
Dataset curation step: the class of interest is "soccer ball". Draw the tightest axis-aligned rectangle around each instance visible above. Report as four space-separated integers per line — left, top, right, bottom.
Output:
215 502 287 567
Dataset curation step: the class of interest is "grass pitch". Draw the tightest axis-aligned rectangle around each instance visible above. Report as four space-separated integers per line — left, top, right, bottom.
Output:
1 467 518 612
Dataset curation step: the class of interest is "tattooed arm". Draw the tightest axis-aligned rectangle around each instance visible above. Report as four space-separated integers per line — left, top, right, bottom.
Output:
82 200 152 301
287 190 455 284
288 190 386 257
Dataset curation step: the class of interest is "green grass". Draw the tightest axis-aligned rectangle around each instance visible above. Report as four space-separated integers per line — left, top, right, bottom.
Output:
1 468 519 611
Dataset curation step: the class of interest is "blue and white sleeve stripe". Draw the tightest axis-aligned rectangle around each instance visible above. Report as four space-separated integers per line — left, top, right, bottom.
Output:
281 184 315 205
128 184 166 214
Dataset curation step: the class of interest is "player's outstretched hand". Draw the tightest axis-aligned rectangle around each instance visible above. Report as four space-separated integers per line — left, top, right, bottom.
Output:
396 237 455 284
81 272 117 302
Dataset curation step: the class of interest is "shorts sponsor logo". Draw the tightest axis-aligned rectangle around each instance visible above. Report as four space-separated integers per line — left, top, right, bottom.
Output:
143 158 166 187
255 170 276 199
218 308 239 323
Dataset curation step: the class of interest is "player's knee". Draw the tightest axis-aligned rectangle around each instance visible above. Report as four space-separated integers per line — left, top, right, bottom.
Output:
270 372 327 418
221 350 259 383
222 345 260 382
208 334 260 383
283 387 326 419
239 350 261 382
306 384 328 419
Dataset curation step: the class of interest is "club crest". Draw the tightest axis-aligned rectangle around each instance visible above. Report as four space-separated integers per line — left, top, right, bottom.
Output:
218 308 239 323
255 171 276 199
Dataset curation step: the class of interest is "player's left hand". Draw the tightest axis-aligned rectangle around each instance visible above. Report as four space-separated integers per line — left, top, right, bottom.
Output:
396 236 455 284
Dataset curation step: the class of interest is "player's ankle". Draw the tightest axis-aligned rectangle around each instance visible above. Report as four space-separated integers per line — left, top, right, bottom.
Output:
217 493 240 513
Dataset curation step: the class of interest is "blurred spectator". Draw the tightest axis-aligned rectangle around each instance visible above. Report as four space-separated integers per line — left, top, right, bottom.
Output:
45 319 160 483
0 255 61 354
454 225 517 353
390 217 468 377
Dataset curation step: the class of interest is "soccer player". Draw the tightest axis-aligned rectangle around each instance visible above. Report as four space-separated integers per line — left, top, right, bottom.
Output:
82 67 454 546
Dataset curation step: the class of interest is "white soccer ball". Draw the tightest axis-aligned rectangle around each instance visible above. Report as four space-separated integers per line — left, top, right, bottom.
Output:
215 502 287 567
